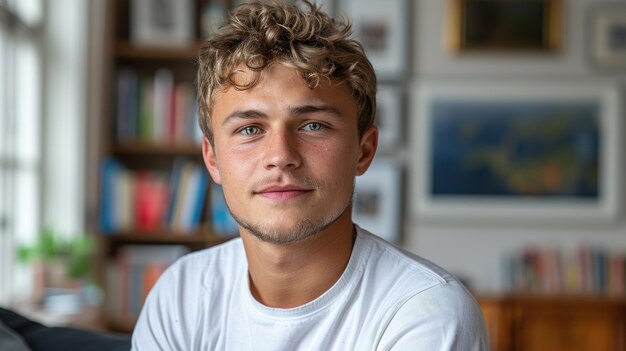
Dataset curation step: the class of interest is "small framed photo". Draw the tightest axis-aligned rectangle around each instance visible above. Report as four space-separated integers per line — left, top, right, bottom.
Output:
340 0 408 79
376 86 403 150
130 0 194 47
307 0 336 16
589 4 626 69
447 0 562 52
353 159 402 243
412 82 620 224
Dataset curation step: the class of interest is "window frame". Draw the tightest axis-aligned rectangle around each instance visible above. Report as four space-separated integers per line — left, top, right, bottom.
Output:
0 0 44 304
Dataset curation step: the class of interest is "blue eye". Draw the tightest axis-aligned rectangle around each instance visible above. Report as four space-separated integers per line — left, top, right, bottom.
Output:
303 122 325 131
240 126 261 135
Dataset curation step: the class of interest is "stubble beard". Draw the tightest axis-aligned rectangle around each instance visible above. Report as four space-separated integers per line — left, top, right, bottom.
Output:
227 183 355 245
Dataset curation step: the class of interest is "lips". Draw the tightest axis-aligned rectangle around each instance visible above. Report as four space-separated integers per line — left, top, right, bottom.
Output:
254 184 313 200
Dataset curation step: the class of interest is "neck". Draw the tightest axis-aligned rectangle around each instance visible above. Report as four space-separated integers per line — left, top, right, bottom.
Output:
241 212 356 308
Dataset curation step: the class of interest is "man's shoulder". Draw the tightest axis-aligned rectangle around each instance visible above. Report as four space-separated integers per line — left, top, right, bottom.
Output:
357 228 479 312
357 229 487 349
358 229 455 289
377 280 488 349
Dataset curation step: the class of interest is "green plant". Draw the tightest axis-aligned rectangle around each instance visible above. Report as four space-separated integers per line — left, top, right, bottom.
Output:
17 228 95 280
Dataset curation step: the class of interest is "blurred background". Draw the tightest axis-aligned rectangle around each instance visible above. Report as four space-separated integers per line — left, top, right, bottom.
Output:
1 0 625 349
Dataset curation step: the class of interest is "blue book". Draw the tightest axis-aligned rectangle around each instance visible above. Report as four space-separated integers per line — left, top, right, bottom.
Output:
100 158 120 234
210 182 239 237
116 68 138 141
191 168 208 230
166 157 186 225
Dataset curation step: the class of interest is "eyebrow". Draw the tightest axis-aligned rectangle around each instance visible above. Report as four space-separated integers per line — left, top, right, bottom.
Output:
289 104 342 118
222 103 343 127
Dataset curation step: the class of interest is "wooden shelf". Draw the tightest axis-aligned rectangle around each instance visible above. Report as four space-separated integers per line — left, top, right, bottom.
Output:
108 230 234 246
479 293 626 304
115 41 201 60
112 142 202 156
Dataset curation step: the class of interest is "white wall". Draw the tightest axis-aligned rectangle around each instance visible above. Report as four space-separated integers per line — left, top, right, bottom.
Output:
414 0 625 79
403 0 626 293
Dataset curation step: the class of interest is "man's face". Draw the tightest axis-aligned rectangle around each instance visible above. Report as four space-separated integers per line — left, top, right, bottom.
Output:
202 64 377 244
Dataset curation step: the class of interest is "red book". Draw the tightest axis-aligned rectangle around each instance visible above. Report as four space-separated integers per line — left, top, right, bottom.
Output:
135 173 169 230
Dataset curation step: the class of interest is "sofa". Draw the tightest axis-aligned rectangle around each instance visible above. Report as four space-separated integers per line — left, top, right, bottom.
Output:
0 307 130 351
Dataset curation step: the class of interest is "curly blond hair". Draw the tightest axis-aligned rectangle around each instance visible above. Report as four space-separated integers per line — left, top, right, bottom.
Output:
196 0 377 145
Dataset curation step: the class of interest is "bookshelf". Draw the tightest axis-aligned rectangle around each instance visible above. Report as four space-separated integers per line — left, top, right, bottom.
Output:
98 0 234 333
114 41 202 59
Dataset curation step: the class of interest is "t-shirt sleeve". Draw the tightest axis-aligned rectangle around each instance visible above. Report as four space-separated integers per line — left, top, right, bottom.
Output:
131 261 194 351
377 282 488 351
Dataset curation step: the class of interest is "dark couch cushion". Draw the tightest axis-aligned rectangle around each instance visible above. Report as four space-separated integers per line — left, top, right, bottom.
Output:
0 307 130 351
0 319 31 351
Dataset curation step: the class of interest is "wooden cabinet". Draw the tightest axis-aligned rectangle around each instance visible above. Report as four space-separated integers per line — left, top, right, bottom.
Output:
479 295 626 351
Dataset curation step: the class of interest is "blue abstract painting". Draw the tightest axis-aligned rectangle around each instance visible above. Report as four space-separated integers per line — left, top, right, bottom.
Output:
430 100 601 199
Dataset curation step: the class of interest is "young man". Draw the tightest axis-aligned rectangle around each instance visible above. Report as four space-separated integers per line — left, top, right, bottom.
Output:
132 1 488 349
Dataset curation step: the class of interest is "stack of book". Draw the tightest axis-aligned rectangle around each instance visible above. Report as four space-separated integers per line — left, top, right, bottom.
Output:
116 68 202 144
106 245 189 321
100 158 208 234
504 246 625 296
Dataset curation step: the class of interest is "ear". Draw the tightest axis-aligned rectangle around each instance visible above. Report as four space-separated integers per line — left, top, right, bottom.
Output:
202 137 222 184
356 125 378 176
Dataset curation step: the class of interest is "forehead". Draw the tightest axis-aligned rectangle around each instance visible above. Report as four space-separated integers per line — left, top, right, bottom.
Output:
212 64 357 118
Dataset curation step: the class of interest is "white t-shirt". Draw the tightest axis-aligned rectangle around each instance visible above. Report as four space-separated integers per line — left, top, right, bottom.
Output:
132 227 488 350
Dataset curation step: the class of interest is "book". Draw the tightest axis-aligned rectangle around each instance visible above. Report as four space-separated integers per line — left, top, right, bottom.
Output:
171 164 208 232
116 168 136 231
504 246 626 296
116 68 139 141
135 172 169 231
100 158 121 234
210 182 239 237
170 162 195 231
107 245 190 319
153 69 174 142
113 68 200 144
138 78 154 141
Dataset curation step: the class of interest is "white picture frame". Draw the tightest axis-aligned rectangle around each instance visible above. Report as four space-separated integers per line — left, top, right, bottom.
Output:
411 82 621 224
353 158 402 243
589 4 626 69
130 0 194 47
339 0 408 80
376 86 403 150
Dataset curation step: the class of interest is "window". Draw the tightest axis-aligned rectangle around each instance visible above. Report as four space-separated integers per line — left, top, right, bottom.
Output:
0 0 43 304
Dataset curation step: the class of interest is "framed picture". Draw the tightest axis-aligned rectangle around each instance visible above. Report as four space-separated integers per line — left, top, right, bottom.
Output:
308 0 336 16
353 159 402 243
447 0 562 52
411 82 620 224
201 2 228 38
130 0 194 47
376 86 403 150
340 0 408 79
588 4 626 69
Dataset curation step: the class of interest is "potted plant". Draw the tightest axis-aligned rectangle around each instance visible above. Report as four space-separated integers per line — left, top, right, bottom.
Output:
17 228 95 296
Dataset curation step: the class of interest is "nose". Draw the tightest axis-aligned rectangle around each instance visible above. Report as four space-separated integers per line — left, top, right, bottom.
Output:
262 127 302 171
